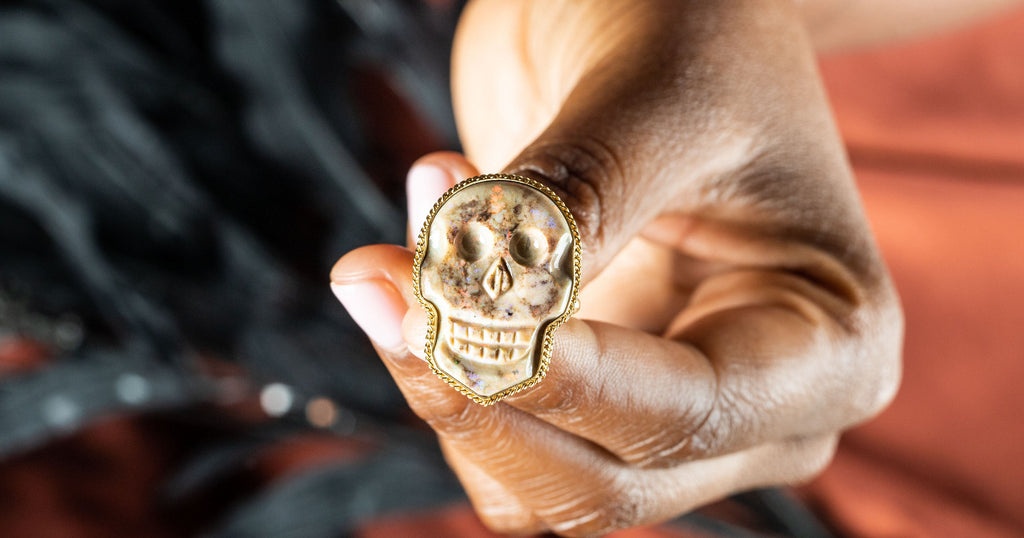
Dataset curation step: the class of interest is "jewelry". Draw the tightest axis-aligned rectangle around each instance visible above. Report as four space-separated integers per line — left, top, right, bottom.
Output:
413 174 581 405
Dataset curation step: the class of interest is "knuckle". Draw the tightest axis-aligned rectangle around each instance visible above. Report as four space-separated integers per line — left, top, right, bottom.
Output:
545 479 646 537
857 362 901 424
867 296 904 412
385 352 430 379
505 137 620 249
623 435 699 469
626 395 722 468
517 380 584 419
787 434 839 484
845 288 904 422
678 393 735 460
407 391 480 437
475 507 541 536
604 481 647 531
605 341 722 468
549 511 621 538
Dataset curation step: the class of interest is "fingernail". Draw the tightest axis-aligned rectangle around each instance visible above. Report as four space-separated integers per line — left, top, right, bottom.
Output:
331 281 406 352
407 163 452 237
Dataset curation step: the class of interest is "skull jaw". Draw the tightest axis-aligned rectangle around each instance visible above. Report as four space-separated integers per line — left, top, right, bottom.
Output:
432 322 543 398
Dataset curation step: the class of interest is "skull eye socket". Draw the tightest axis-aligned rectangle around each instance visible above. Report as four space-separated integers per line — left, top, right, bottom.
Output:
509 228 549 267
455 222 494 262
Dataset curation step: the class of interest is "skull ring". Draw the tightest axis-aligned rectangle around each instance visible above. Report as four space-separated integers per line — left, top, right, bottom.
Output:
412 174 582 405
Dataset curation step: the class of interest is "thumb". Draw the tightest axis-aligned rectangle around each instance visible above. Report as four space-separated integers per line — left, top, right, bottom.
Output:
493 24 756 279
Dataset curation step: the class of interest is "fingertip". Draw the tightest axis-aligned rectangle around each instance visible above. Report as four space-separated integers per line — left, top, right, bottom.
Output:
331 244 404 281
407 151 480 238
407 164 454 240
330 280 407 352
412 151 480 181
330 244 419 307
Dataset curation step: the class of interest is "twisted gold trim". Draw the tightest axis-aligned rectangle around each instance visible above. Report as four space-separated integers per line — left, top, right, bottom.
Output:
411 173 583 406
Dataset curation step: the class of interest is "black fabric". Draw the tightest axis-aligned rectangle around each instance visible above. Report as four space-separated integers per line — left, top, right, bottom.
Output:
0 0 458 428
0 0 464 532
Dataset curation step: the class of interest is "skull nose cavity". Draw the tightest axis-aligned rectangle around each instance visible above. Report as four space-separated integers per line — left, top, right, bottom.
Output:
483 258 513 299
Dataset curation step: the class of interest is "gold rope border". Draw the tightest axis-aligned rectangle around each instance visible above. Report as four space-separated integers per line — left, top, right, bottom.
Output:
411 173 583 406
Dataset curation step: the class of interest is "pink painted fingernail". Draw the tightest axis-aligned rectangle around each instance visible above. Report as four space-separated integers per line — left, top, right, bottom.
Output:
407 163 453 237
330 281 406 352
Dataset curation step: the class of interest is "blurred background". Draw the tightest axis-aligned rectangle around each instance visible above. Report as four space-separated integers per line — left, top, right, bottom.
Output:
0 1 1021 536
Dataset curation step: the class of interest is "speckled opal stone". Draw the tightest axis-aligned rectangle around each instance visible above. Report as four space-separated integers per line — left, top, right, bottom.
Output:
419 179 575 398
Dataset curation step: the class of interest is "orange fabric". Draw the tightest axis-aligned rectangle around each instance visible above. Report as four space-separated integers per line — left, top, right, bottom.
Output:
0 337 50 376
802 7 1024 537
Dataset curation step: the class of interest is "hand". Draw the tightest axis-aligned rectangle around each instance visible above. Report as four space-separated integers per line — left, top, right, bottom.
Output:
331 0 902 535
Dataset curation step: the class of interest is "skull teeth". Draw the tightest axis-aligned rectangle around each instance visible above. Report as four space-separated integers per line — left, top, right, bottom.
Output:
447 318 531 362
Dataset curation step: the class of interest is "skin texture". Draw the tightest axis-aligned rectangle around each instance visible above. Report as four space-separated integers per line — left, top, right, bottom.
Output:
330 0 1018 535
799 0 1024 52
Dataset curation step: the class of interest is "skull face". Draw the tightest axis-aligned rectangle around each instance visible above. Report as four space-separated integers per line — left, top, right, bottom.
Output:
418 179 576 399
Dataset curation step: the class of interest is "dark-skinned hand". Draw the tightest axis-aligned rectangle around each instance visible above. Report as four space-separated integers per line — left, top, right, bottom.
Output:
331 1 903 535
